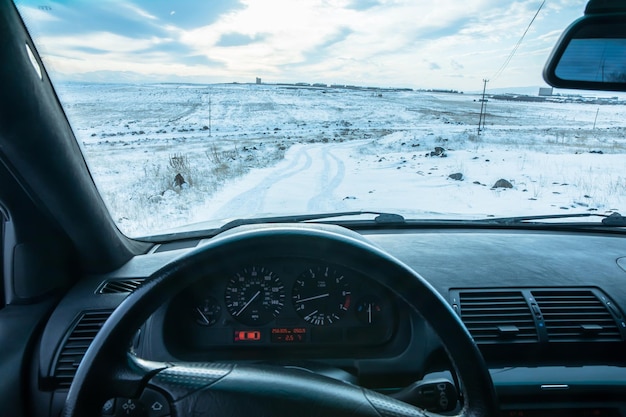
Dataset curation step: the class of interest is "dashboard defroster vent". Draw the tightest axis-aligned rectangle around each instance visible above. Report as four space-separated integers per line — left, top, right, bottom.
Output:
457 291 538 344
531 290 622 342
98 278 145 294
52 310 112 388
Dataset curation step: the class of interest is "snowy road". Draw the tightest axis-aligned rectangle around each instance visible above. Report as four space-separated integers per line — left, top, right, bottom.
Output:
210 143 350 219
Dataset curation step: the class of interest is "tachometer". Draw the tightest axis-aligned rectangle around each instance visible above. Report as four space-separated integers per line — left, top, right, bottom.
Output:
225 266 285 326
292 266 351 326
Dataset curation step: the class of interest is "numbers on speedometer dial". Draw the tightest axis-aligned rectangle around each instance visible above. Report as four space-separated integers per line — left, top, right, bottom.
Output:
225 266 285 326
292 266 351 326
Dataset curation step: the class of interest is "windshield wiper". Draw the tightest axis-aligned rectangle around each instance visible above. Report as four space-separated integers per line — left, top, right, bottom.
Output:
216 210 406 234
143 211 626 242
485 212 626 226
141 211 407 241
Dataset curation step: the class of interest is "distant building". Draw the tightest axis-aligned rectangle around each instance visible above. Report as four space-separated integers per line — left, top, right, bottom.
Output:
538 87 553 96
256 77 262 84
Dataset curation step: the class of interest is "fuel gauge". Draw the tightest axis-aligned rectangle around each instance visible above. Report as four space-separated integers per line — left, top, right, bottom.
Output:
356 296 383 325
193 296 221 326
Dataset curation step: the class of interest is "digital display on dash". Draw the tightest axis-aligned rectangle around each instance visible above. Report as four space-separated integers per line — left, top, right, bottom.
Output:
271 327 307 343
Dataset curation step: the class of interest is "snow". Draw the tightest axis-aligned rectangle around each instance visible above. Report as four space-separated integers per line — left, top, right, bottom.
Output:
53 82 626 237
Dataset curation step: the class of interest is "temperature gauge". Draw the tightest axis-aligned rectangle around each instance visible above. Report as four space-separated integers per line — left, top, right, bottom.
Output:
356 296 383 325
193 296 221 326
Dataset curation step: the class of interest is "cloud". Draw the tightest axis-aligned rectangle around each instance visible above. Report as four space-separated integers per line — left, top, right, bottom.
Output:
46 32 168 54
537 29 564 42
217 33 266 47
429 62 442 70
72 46 111 55
14 0 590 90
346 0 381 11
451 60 464 71
119 3 158 21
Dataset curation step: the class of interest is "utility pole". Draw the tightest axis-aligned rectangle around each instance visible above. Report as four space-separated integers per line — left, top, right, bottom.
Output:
481 89 488 132
478 79 489 135
208 92 212 137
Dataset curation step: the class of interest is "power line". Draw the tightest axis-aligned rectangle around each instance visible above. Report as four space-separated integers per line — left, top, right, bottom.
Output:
492 0 546 82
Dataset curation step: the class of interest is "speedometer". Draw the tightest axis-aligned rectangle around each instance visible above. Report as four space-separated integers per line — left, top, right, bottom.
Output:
292 266 351 326
225 266 285 326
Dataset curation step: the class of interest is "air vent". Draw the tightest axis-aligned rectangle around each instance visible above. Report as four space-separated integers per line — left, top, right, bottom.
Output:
532 290 622 342
458 291 538 344
52 311 112 388
98 278 145 294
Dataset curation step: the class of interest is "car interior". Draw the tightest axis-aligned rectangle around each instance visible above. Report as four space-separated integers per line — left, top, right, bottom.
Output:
1 0 626 416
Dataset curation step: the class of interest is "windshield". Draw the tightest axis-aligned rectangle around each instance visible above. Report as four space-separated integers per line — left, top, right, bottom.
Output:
14 0 626 237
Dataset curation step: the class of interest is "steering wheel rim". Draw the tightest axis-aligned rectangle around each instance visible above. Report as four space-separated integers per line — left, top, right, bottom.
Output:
62 224 498 417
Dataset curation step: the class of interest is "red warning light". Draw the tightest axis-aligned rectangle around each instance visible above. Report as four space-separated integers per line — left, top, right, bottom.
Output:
234 330 262 342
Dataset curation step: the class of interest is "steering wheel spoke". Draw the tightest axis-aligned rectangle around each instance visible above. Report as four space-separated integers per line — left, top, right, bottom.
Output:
146 362 431 417
97 355 171 417
147 361 232 402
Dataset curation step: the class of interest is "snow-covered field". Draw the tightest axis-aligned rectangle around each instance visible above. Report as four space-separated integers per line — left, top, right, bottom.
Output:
55 82 626 237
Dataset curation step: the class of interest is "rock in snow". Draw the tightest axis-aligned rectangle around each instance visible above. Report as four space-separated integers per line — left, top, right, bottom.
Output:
492 179 513 189
173 173 186 188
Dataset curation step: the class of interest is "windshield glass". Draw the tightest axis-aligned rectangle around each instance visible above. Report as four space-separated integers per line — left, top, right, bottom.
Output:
14 0 626 237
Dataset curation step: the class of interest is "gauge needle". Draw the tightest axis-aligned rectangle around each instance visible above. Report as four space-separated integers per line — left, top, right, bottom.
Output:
196 307 210 324
236 290 261 316
304 310 319 321
368 303 372 323
295 293 330 303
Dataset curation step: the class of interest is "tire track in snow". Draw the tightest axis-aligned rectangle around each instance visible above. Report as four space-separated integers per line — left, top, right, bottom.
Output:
166 95 204 123
212 146 313 218
306 147 346 212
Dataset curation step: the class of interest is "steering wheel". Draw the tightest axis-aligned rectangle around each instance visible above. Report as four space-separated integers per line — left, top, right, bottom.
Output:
62 225 498 417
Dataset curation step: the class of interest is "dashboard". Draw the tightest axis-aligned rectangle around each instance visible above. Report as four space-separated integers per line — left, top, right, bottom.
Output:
162 258 400 357
34 225 626 417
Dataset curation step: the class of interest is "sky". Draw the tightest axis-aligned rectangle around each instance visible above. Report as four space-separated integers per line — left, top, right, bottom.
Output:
15 0 589 91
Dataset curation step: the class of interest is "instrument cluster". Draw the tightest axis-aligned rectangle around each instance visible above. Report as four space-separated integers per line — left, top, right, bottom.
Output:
164 258 398 352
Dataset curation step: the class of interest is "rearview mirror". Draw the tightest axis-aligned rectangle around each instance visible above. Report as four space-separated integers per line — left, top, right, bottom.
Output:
543 1 626 92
